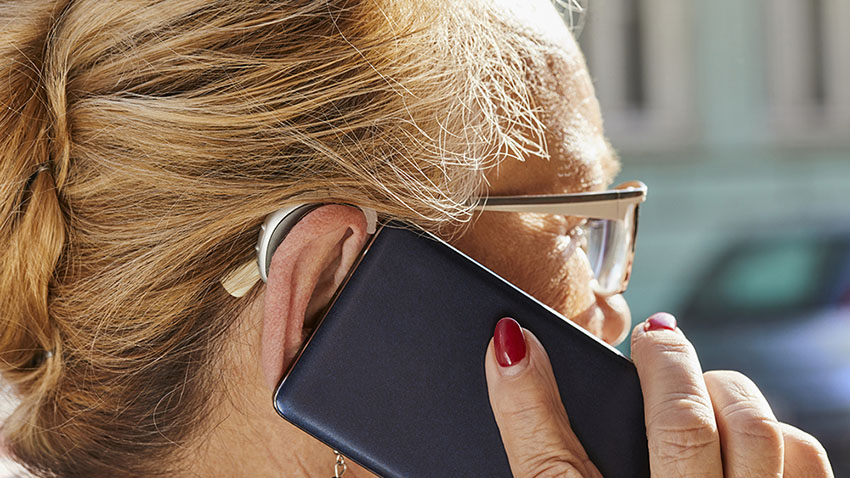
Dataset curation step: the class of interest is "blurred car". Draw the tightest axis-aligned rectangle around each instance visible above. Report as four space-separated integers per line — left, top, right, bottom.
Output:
680 228 850 475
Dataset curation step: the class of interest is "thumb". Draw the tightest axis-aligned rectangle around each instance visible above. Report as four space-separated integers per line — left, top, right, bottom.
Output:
485 317 601 478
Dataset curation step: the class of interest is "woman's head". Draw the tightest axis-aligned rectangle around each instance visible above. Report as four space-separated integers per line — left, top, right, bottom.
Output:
0 0 627 476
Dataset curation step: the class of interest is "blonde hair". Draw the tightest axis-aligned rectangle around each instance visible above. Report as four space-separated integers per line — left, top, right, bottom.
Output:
0 0 544 476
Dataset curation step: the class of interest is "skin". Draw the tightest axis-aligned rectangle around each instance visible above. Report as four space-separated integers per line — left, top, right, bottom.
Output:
192 1 834 477
449 0 630 346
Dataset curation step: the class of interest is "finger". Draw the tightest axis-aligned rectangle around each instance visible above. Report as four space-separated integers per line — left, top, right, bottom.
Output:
630 313 723 478
485 317 600 478
780 423 834 478
703 370 784 478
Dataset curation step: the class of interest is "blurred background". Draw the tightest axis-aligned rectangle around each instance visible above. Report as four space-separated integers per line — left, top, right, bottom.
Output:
574 0 850 473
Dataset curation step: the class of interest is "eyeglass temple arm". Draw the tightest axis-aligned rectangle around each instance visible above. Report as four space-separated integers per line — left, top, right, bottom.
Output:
473 194 644 221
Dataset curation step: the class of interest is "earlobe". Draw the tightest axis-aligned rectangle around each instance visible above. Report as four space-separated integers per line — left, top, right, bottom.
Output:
260 205 370 389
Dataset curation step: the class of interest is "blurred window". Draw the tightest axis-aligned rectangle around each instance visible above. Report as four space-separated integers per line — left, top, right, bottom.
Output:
623 0 645 110
579 0 696 152
685 235 850 323
718 240 822 311
766 0 850 144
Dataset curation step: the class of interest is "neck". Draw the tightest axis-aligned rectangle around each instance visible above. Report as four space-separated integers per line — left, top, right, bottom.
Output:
184 306 375 478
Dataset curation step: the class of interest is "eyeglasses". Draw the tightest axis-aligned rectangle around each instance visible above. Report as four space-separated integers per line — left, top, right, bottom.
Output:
471 181 647 296
220 181 647 298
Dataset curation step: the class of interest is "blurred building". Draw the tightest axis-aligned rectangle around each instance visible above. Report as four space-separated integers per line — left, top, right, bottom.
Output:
578 0 850 320
577 0 850 473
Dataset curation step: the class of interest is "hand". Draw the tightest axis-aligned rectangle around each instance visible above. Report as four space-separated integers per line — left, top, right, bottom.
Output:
484 315 834 478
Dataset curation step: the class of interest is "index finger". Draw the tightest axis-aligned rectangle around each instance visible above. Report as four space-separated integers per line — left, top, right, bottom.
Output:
485 318 599 478
630 313 723 478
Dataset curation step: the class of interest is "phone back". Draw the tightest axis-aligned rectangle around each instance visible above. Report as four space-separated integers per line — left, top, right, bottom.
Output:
274 224 649 478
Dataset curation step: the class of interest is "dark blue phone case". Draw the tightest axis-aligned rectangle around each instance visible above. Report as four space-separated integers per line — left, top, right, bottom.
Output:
274 223 649 478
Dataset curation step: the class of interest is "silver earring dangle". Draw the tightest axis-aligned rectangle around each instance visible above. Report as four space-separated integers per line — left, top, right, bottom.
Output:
332 450 347 477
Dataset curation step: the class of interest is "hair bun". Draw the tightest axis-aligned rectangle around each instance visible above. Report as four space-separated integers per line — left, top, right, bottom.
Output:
0 10 69 472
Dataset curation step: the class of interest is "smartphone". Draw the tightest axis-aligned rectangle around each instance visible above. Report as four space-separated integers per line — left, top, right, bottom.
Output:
273 222 649 478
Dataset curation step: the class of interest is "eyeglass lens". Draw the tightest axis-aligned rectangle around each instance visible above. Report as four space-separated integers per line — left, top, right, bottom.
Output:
577 205 637 295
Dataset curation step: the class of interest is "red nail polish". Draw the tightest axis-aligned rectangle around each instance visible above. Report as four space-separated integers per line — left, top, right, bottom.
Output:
645 312 677 331
494 317 527 367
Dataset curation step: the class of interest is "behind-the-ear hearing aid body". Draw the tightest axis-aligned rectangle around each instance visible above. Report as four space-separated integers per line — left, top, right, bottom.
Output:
221 202 378 297
256 203 323 283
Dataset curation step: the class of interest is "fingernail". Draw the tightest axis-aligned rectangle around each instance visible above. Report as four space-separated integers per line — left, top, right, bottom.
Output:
494 317 527 367
644 312 677 332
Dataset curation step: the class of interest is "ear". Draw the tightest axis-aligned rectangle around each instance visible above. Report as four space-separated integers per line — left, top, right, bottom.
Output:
261 204 370 389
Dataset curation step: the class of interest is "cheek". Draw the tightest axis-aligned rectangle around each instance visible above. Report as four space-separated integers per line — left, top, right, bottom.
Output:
450 213 598 325
557 248 597 317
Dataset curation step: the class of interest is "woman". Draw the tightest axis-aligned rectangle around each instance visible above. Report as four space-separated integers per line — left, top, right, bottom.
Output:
0 0 833 477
